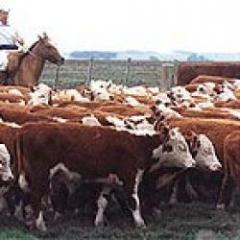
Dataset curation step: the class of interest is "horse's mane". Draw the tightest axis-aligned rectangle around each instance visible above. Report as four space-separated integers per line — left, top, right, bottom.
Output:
18 40 40 63
28 40 39 52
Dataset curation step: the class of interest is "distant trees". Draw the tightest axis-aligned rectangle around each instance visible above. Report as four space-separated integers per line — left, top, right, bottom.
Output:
187 53 208 61
70 51 117 60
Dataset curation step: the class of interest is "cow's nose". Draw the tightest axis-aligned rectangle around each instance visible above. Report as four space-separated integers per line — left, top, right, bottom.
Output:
211 163 222 171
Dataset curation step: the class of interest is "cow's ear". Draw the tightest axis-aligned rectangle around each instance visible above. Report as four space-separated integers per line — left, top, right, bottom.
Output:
186 130 197 141
162 143 173 153
30 86 35 92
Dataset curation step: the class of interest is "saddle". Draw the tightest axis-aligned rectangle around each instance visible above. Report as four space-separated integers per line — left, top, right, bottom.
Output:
0 51 25 85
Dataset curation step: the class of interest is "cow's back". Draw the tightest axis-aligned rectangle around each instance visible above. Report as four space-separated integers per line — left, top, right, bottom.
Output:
176 62 240 86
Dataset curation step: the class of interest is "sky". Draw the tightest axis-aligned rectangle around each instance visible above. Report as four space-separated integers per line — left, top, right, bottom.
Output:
3 0 240 53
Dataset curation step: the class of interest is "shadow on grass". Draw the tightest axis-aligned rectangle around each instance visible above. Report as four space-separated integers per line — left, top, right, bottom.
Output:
0 203 239 240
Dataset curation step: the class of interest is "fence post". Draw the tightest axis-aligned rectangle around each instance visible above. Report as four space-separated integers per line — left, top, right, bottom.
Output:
87 57 94 85
125 58 131 85
54 66 60 89
162 62 175 90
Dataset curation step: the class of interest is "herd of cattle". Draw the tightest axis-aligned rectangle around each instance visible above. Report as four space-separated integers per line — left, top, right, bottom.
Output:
0 72 239 232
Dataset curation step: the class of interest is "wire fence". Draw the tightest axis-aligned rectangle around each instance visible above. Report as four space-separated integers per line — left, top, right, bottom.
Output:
40 59 178 90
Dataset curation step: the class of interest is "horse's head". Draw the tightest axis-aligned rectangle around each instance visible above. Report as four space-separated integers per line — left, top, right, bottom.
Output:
31 33 65 66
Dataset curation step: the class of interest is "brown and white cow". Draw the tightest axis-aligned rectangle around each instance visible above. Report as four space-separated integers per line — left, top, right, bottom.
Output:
16 122 195 231
217 131 240 209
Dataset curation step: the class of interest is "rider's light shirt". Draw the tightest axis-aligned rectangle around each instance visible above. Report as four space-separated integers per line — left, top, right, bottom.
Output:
0 22 18 45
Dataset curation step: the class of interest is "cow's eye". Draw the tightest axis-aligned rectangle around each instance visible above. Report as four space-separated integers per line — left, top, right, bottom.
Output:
165 102 171 107
178 143 187 151
204 148 212 154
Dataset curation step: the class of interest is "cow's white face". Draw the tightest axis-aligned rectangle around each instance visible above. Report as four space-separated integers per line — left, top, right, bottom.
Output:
151 128 196 171
28 83 52 106
153 104 182 120
169 86 192 102
0 144 13 183
193 134 222 171
195 82 216 96
155 93 172 107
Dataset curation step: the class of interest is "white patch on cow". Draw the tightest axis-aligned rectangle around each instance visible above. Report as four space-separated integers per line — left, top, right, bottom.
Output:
50 163 81 181
127 115 149 122
0 144 13 182
35 211 47 232
170 86 192 101
192 83 216 98
217 91 236 101
106 116 156 136
131 169 145 228
0 118 22 128
50 163 81 195
8 89 23 97
28 83 52 106
148 87 160 95
57 89 90 103
125 96 142 107
106 116 126 128
81 115 102 126
154 105 182 119
194 101 214 110
154 93 172 107
123 86 148 96
52 117 68 123
194 134 222 171
18 174 29 192
90 80 114 101
226 109 240 120
151 128 196 171
94 186 111 227
233 79 240 89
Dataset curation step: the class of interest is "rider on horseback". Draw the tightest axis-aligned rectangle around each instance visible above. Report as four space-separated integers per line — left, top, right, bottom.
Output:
0 5 25 84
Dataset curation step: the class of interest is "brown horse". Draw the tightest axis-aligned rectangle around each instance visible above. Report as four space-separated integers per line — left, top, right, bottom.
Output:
0 33 64 87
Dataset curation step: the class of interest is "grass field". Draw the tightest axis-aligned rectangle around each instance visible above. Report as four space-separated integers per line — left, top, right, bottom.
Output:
1 203 240 239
